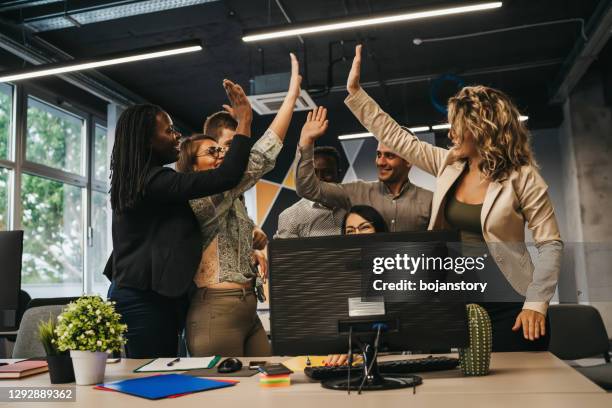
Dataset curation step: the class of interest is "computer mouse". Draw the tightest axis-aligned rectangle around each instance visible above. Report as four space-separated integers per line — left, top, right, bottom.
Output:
217 358 243 373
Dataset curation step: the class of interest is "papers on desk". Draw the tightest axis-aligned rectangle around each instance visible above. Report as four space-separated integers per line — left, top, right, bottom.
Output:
134 357 220 372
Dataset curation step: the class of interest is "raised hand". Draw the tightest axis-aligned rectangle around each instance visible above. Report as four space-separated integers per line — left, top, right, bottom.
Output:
347 44 362 95
221 104 236 119
299 106 329 147
223 79 252 136
287 52 303 99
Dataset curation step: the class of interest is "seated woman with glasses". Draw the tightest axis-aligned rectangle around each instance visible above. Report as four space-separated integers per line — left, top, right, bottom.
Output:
324 205 389 366
343 205 389 235
177 53 303 357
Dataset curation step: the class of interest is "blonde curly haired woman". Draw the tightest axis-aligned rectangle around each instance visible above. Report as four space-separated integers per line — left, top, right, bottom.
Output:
344 45 562 351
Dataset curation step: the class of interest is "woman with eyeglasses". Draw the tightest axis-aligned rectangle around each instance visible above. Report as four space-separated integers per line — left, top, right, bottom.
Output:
176 54 302 357
343 205 389 235
324 205 388 366
105 80 254 358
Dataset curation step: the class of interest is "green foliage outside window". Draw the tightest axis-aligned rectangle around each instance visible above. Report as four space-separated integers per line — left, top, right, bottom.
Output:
21 174 83 284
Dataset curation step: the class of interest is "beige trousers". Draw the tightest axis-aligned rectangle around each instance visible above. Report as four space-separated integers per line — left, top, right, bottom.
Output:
186 287 272 357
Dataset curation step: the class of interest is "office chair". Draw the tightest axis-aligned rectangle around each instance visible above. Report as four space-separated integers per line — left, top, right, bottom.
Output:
12 305 66 358
27 297 80 309
548 304 612 390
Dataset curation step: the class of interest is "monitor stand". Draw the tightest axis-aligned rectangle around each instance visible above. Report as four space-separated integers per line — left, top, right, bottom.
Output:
321 342 422 392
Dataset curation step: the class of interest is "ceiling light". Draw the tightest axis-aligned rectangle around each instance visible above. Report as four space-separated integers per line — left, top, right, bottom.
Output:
408 126 430 133
432 123 451 130
243 2 502 42
24 0 219 32
0 41 203 83
338 132 373 141
519 115 528 121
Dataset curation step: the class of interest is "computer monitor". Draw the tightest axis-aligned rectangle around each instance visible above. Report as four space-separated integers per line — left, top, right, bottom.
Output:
0 230 24 328
269 230 468 356
268 231 469 390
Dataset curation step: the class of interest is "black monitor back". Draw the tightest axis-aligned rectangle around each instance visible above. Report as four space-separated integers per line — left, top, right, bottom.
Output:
269 231 468 356
0 230 23 329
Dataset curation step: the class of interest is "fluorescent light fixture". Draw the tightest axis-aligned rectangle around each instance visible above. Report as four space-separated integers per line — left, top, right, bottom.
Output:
339 116 529 140
339 125 431 140
24 0 219 32
0 41 203 83
408 126 430 133
243 2 502 42
338 132 373 141
432 123 451 130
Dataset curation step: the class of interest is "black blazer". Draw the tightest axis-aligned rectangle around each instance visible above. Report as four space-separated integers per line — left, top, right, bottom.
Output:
103 134 253 298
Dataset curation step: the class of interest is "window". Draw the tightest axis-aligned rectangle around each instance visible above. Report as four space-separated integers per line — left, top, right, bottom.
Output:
0 168 10 230
0 83 12 160
90 190 111 296
21 174 84 298
26 97 84 175
3 86 112 298
93 124 108 183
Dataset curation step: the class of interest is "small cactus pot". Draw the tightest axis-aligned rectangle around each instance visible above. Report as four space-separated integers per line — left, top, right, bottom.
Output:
459 303 492 376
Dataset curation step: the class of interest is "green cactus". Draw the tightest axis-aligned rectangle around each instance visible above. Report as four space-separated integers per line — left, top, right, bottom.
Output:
459 303 492 376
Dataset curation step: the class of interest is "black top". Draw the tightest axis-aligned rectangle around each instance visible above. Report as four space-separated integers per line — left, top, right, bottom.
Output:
103 134 254 298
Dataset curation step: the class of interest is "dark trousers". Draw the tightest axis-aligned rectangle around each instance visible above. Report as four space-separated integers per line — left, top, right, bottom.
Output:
108 282 188 358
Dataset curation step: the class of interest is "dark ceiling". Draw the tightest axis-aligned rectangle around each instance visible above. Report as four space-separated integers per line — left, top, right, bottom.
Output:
0 0 609 133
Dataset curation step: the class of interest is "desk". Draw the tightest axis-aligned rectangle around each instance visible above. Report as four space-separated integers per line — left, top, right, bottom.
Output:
1 353 610 407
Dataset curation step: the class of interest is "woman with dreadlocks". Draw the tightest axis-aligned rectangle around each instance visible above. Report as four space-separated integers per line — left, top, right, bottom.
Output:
104 80 254 358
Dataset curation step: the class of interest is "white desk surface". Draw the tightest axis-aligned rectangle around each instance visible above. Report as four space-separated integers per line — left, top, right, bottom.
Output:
0 352 610 407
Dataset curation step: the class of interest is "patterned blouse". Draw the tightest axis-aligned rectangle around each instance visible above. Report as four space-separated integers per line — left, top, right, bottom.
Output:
190 129 282 287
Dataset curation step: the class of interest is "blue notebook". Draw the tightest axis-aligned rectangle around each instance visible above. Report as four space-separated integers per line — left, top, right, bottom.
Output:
99 374 236 400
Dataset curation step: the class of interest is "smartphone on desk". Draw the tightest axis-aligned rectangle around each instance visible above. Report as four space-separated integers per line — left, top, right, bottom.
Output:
249 361 267 370
258 363 293 376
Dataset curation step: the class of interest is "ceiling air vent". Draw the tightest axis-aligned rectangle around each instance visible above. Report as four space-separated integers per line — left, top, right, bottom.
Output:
248 72 316 115
248 89 316 115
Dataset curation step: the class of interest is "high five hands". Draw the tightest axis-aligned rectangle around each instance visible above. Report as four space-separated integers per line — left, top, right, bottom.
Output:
222 79 252 136
288 52 302 99
299 106 329 147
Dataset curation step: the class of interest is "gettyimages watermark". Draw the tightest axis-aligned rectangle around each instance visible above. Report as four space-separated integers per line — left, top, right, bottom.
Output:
360 241 612 303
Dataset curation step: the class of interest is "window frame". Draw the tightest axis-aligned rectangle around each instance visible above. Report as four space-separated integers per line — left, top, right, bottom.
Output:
0 83 16 230
3 82 113 297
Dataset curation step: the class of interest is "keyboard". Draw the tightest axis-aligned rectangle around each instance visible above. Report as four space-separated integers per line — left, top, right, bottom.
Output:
304 356 459 380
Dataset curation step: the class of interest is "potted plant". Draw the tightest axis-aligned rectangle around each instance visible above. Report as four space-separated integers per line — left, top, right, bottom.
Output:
55 296 127 385
38 317 75 384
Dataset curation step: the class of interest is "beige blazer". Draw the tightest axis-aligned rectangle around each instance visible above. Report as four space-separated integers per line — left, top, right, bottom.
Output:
345 88 563 315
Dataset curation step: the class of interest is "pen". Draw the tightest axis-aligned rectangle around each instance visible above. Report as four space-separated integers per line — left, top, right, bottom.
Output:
166 357 181 367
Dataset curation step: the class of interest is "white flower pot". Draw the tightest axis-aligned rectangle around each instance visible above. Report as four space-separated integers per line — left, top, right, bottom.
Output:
70 350 108 385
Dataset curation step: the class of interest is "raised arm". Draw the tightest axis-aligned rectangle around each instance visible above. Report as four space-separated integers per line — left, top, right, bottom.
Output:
345 45 448 176
267 53 302 142
295 107 351 210
222 53 303 199
146 135 252 203
146 80 253 202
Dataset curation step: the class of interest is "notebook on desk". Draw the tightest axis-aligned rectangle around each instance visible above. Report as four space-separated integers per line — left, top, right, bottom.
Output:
0 360 48 379
134 356 221 372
